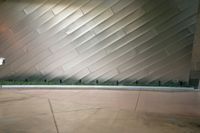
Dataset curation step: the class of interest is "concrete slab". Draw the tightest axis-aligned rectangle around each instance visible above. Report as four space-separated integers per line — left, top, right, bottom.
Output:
0 89 200 133
137 91 200 116
0 114 57 133
0 95 51 118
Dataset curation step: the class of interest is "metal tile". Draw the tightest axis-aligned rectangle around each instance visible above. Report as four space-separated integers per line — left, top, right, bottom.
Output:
40 50 78 74
24 0 48 15
80 0 104 14
38 0 88 34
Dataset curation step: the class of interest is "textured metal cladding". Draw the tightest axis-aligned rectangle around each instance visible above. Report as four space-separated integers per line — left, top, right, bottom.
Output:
0 0 198 83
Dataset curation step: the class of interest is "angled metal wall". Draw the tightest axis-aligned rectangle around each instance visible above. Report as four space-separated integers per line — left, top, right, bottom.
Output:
0 0 199 83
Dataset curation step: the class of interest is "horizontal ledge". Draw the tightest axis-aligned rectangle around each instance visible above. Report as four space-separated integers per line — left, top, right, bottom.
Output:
0 85 197 91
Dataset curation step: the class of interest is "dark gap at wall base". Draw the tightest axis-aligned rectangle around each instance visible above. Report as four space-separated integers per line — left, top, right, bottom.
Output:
0 79 192 88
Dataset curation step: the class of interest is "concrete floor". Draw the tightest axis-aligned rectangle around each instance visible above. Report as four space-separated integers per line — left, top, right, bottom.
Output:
0 89 200 133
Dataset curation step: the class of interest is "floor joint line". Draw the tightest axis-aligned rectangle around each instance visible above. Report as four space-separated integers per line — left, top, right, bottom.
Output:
48 99 59 133
134 89 141 112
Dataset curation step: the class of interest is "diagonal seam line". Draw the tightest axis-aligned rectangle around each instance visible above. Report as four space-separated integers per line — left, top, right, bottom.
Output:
134 89 141 111
48 99 59 133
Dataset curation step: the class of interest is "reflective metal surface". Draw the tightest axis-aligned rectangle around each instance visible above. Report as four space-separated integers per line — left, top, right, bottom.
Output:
0 0 198 83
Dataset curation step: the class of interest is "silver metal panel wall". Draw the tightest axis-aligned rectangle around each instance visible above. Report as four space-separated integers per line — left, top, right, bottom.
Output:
0 0 198 83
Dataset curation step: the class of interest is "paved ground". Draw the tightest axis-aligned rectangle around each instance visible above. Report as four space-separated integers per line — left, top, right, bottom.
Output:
0 89 200 133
